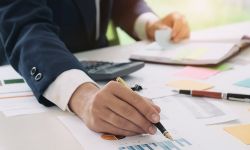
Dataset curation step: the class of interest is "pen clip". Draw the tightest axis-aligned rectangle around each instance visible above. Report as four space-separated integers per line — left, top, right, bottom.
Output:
227 97 250 103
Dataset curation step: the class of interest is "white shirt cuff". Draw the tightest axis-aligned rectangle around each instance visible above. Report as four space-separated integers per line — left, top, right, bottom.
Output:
134 12 159 40
43 69 97 111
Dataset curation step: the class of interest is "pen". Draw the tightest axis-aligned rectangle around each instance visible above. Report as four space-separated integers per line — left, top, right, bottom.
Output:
175 89 250 103
116 77 173 140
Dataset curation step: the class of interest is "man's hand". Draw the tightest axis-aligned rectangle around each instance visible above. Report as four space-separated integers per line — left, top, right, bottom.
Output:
146 12 190 43
69 81 161 136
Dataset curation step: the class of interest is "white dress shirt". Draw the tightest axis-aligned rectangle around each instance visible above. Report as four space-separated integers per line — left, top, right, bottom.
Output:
43 1 159 111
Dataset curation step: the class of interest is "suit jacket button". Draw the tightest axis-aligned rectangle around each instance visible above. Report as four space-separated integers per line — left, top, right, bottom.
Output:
30 67 37 76
35 73 43 81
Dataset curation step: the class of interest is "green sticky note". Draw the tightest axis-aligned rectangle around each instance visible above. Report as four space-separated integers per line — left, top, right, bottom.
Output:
235 78 250 88
4 79 25 85
209 64 232 71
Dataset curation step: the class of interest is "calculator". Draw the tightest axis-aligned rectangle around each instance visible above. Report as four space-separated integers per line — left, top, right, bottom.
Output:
80 60 145 81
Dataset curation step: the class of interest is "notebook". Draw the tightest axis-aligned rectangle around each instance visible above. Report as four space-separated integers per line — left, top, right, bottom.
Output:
130 34 250 66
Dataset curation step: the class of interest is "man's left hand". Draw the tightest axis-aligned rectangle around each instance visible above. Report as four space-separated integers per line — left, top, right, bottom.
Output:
146 12 190 43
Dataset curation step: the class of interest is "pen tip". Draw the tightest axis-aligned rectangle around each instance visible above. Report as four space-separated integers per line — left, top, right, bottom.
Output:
164 132 173 140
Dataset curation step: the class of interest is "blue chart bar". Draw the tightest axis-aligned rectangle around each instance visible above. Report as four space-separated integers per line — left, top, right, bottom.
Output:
118 138 192 150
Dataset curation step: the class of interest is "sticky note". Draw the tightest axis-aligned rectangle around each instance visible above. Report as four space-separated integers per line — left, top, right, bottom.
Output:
167 80 213 90
209 63 232 71
155 28 172 48
175 66 220 79
224 124 250 144
235 78 250 88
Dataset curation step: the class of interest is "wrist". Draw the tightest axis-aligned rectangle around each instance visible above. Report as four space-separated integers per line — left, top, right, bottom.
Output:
68 82 99 117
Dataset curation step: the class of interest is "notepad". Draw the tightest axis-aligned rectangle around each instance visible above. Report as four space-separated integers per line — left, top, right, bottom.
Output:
235 78 250 88
224 124 250 145
130 33 250 66
175 66 219 79
167 80 213 90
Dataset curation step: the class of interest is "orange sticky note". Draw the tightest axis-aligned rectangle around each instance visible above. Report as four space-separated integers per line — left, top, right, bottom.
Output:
224 124 250 145
167 80 213 90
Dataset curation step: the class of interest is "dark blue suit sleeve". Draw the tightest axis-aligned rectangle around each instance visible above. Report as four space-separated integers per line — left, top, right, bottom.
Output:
112 0 153 39
0 0 85 106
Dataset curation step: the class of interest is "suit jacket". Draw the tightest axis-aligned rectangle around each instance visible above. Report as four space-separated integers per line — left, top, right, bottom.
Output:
0 0 152 106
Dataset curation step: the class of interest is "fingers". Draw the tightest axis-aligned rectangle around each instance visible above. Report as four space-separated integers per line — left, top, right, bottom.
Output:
143 97 161 113
99 107 145 134
104 94 157 134
160 12 190 43
105 81 160 124
97 119 138 136
172 20 190 42
81 81 161 137
149 100 161 113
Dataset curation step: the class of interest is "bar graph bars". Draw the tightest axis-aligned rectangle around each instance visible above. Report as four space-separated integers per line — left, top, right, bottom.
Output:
119 138 192 150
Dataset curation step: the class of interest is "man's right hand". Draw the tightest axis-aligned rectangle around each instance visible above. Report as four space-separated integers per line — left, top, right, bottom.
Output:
69 81 161 136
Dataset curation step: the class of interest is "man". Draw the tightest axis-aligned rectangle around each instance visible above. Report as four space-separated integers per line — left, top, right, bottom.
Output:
0 0 189 136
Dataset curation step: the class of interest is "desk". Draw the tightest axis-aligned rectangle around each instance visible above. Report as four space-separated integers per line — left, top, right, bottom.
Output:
0 21 250 150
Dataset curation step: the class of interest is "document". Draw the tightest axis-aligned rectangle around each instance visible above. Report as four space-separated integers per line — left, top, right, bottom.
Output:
0 66 47 117
153 95 237 125
138 86 176 99
58 113 247 150
0 96 48 117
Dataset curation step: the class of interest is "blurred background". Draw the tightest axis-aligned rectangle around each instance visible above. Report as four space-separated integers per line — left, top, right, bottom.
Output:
114 0 250 45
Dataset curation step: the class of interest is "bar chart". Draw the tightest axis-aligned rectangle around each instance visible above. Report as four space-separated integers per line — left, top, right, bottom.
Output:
118 138 192 150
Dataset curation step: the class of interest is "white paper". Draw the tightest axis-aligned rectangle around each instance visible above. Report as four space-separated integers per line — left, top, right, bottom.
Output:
58 114 247 150
138 86 177 99
153 95 237 125
0 97 48 117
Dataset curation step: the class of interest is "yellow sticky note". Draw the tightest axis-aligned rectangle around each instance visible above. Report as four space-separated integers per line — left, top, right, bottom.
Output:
185 48 209 60
166 80 213 90
224 124 250 144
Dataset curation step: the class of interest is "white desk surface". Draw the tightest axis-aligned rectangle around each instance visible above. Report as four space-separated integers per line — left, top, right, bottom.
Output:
1 21 250 150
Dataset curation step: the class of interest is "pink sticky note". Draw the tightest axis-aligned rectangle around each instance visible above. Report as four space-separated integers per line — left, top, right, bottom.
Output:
175 66 219 79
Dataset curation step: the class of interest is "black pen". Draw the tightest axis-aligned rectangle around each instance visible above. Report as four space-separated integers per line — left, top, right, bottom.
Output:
116 77 173 140
174 89 250 103
154 122 173 140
